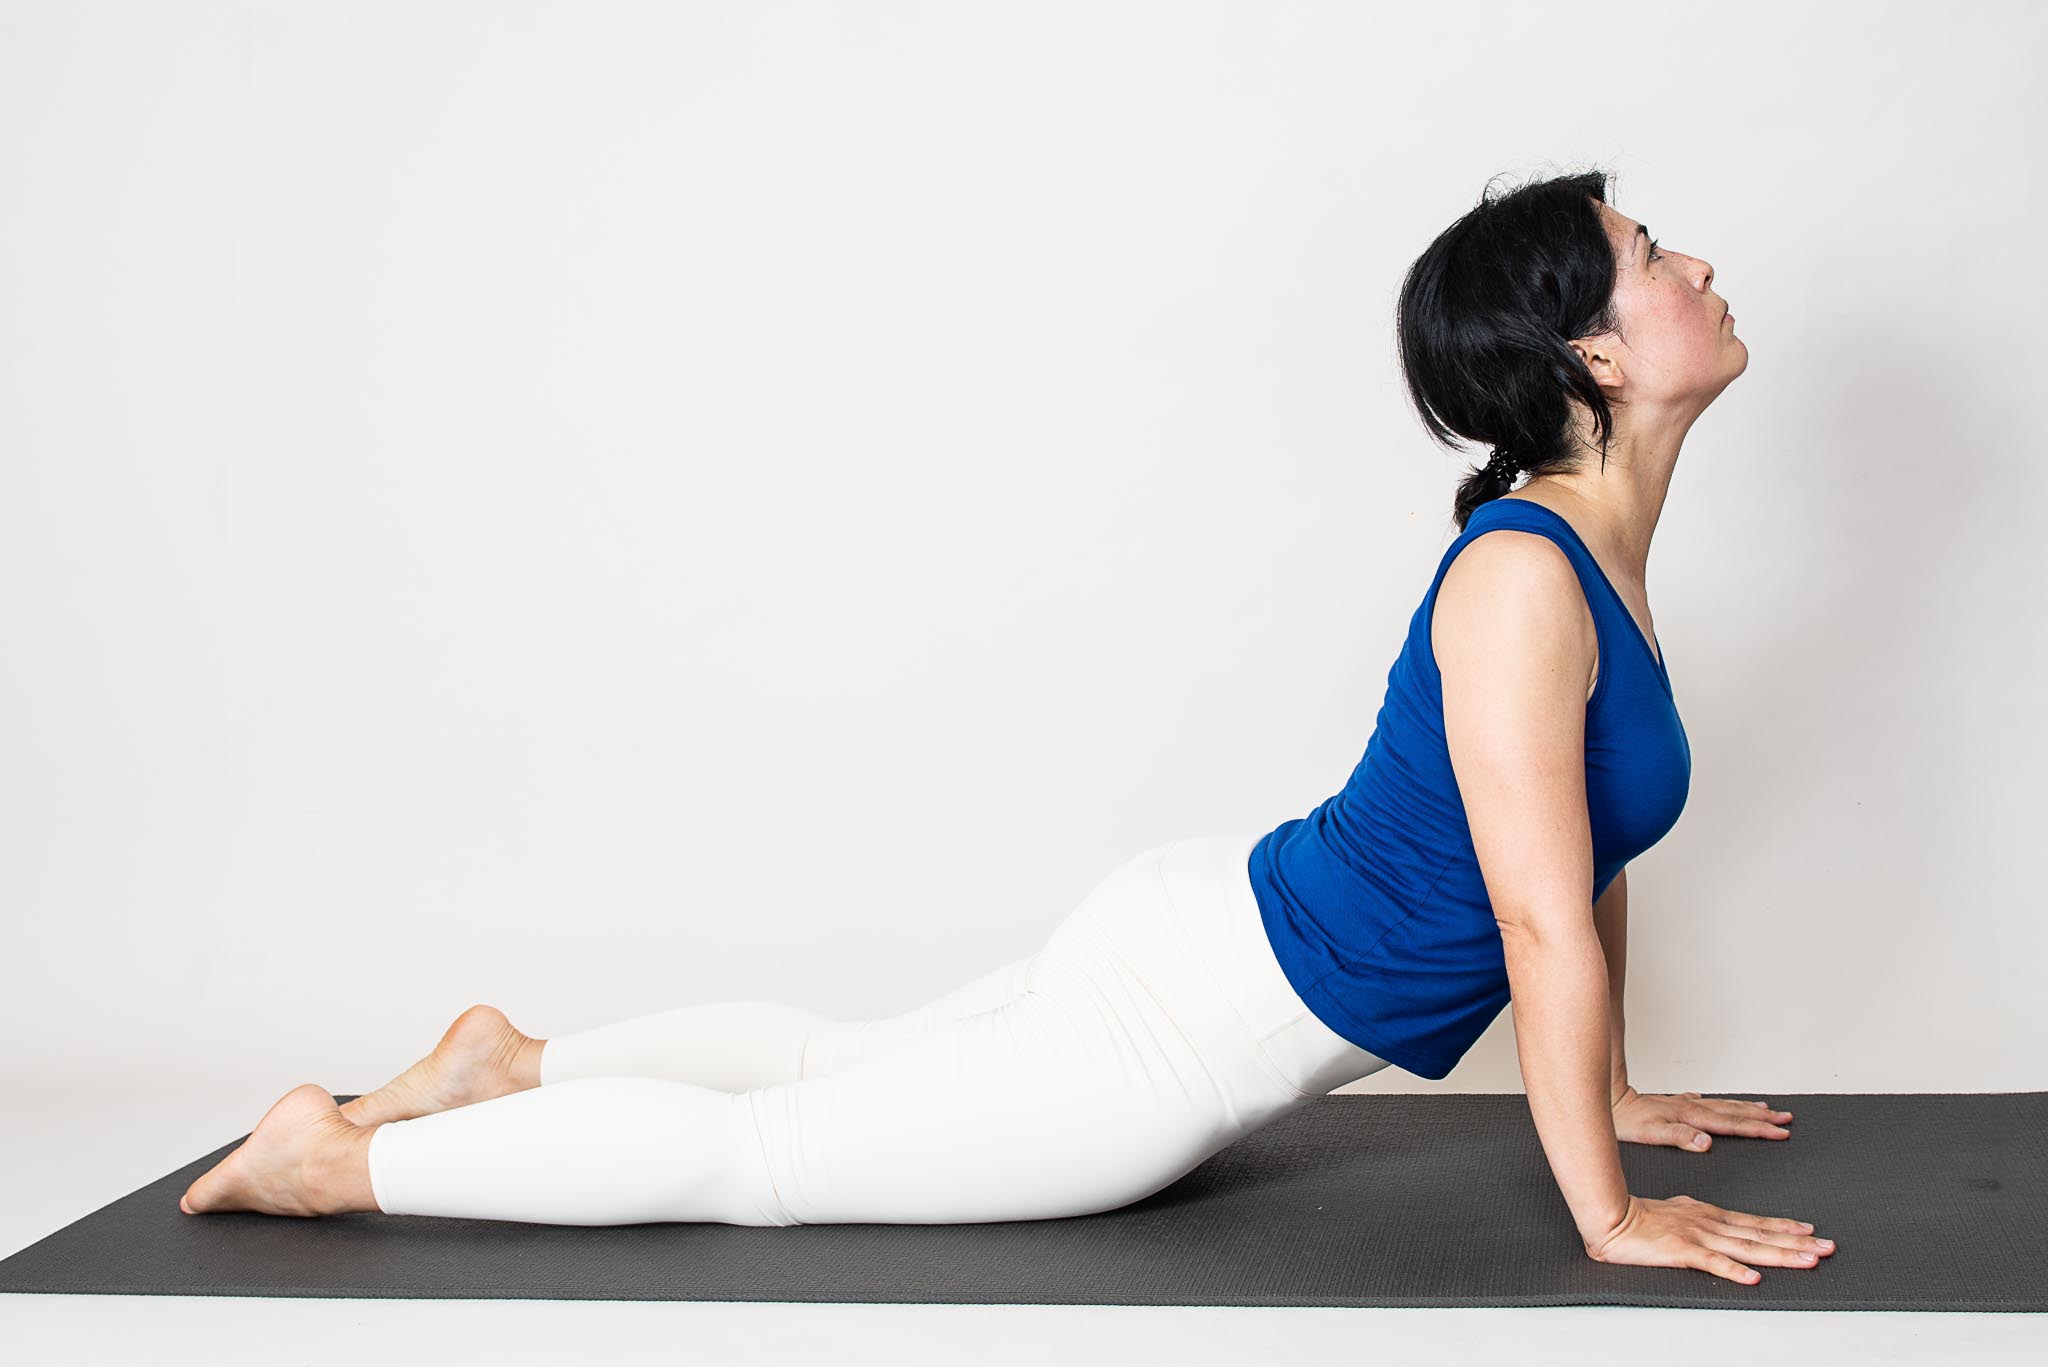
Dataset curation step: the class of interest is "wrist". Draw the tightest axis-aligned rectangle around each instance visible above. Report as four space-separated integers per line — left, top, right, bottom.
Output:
1579 1192 1635 1252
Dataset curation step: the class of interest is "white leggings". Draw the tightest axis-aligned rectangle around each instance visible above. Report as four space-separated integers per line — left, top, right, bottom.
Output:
365 832 1390 1226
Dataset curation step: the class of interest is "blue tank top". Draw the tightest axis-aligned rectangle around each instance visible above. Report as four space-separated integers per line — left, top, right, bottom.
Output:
1248 496 1691 1079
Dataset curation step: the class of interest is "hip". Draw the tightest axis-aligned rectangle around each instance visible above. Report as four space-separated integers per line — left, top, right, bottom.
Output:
1052 832 1389 1101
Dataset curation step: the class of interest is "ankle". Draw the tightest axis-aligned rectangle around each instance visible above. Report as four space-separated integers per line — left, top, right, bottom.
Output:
316 1123 383 1216
511 1034 547 1091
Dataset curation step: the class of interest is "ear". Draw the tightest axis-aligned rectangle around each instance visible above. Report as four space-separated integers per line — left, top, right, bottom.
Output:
1569 337 1628 395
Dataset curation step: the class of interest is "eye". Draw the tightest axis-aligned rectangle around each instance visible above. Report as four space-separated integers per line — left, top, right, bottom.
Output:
1647 238 1663 262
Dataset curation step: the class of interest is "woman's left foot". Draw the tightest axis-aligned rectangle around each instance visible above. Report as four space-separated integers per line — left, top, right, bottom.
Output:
338 1004 543 1129
180 1083 375 1217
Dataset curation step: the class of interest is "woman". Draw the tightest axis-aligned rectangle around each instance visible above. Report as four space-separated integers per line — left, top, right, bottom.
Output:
180 168 1837 1287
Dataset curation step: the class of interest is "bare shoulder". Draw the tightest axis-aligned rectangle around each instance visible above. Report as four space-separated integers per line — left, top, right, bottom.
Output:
1431 529 1602 930
1431 528 1598 696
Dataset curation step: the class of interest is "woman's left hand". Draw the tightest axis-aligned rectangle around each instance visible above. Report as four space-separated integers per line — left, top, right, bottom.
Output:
1610 1086 1794 1151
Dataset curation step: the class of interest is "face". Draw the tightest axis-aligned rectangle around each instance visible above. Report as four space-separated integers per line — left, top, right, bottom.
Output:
1576 199 1746 411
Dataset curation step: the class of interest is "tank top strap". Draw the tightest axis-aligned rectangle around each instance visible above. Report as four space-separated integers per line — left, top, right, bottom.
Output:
1436 497 1632 708
1441 497 1604 591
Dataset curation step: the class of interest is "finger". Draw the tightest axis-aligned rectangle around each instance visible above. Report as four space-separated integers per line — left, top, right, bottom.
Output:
1665 1118 1780 1146
1687 1103 1793 1138
1715 1207 1808 1233
1707 1231 1822 1269
1713 1212 1834 1255
1719 1226 1829 1255
1711 1097 1792 1120
1695 1098 1794 1114
1689 1113 1792 1139
1700 1250 1761 1285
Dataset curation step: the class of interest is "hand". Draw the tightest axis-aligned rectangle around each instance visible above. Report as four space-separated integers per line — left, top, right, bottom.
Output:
1585 1193 1836 1285
1610 1086 1794 1151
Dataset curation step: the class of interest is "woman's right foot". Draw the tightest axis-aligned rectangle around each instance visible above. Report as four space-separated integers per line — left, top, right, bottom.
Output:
338 1004 546 1128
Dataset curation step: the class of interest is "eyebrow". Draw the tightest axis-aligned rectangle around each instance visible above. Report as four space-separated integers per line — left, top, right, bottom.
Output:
1635 224 1651 258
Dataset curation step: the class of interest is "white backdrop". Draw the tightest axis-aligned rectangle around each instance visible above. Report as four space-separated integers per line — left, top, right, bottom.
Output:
4 0 2043 1115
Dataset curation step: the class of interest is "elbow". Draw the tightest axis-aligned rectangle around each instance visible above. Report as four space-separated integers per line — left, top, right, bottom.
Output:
1494 909 1603 965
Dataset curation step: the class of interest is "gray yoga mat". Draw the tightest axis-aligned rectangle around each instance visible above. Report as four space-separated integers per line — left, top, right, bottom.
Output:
2 1091 2040 1310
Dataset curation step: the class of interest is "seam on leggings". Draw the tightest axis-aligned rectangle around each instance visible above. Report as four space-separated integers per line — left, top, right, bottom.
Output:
1147 838 1321 1102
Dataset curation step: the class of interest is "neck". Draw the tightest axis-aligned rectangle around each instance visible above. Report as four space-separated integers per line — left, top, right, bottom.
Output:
1518 413 1687 585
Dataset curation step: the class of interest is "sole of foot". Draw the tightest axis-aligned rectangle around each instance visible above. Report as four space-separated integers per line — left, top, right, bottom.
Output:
336 1003 542 1129
180 1082 365 1217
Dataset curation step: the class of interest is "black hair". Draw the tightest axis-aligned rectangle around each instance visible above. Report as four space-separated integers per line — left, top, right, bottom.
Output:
1394 166 1626 532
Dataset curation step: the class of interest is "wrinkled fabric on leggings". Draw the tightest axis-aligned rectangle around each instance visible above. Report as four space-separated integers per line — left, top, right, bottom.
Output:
365 832 1390 1226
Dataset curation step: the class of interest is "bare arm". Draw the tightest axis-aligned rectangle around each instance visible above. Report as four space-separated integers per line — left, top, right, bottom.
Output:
1435 529 1831 1283
1592 867 1628 1106
1501 915 1626 1246
1434 530 1627 1246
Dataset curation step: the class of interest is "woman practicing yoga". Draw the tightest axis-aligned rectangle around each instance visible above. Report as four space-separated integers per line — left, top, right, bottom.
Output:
181 168 1837 1285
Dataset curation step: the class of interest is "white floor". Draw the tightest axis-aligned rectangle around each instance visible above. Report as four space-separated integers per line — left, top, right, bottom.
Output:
3 1083 2041 1367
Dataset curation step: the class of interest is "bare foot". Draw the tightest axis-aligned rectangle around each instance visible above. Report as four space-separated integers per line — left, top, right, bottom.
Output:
180 1083 376 1217
337 1004 545 1128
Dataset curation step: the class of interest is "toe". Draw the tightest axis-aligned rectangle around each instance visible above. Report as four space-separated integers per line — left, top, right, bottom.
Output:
181 1168 220 1214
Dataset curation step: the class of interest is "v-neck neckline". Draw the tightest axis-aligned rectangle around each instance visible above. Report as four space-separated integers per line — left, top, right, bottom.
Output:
1485 497 1668 684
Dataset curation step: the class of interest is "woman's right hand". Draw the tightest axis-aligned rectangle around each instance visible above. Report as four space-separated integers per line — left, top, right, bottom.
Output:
1584 1193 1837 1284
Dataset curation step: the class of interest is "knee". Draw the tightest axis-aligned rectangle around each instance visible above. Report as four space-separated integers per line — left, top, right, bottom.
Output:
794 1012 857 1080
737 1088 805 1226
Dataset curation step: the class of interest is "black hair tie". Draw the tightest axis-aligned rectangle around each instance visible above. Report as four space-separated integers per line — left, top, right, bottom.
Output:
1483 448 1519 484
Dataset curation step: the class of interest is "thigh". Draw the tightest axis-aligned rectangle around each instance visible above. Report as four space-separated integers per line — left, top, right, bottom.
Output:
802 954 1036 1078
798 840 1176 1080
746 928 1257 1227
